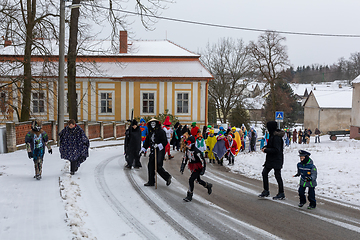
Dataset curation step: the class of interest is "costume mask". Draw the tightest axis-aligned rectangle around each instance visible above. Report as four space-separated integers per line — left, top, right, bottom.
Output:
150 122 156 129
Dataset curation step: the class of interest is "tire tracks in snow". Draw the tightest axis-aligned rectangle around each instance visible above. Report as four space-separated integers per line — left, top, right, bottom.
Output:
124 167 198 240
94 155 158 240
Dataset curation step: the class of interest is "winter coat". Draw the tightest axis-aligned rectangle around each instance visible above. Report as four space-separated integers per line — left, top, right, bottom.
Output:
59 125 89 162
225 139 238 156
296 157 317 188
25 130 49 153
263 121 285 169
125 125 142 155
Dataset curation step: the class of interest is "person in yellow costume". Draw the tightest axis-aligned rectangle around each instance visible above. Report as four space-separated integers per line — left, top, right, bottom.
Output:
231 127 242 154
206 129 217 163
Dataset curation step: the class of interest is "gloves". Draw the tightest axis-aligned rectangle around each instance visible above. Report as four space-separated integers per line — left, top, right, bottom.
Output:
139 147 146 155
48 149 52 154
28 151 33 159
207 146 210 151
305 176 312 182
180 162 185 174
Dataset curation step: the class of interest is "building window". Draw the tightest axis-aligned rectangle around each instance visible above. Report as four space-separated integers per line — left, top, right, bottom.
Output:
0 92 6 113
100 92 112 113
32 92 45 113
142 92 154 114
177 93 189 113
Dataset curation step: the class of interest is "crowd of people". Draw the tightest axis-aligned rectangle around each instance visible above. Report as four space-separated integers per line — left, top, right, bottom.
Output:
24 117 318 208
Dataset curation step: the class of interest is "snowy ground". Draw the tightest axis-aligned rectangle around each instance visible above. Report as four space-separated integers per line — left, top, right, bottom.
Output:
0 136 359 239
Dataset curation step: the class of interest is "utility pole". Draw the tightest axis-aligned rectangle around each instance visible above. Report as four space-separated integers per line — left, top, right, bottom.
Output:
58 0 65 138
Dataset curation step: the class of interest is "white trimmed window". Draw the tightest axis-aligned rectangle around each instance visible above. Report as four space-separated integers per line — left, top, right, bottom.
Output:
142 92 155 114
176 92 189 114
32 92 45 113
100 92 113 113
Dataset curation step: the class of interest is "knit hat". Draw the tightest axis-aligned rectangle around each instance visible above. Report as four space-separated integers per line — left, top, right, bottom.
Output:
192 122 196 126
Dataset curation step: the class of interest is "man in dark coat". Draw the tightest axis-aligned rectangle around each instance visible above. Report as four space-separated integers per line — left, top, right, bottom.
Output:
124 119 142 169
140 118 172 187
59 119 89 175
258 121 285 199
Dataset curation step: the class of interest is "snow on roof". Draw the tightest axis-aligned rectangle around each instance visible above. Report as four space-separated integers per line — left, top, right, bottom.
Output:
352 75 360 83
290 81 352 96
310 90 352 108
77 61 212 78
0 39 199 57
243 96 265 110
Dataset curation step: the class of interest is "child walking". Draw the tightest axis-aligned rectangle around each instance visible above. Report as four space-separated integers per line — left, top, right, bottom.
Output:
25 120 52 180
294 150 317 209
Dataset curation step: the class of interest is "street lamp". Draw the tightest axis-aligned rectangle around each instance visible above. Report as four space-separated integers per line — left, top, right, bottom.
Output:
58 0 65 138
58 1 81 139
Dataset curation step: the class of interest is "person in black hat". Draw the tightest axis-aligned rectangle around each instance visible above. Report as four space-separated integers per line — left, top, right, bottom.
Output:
258 121 285 200
124 119 142 169
294 150 317 209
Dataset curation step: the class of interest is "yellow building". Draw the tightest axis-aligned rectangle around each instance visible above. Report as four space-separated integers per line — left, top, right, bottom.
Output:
0 31 213 125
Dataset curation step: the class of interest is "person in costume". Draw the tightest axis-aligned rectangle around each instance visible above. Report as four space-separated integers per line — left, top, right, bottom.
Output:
225 133 238 165
206 129 217 163
59 119 89 175
25 120 52 180
195 132 206 154
212 134 227 166
139 118 148 156
190 122 200 138
172 122 182 151
231 127 242 153
140 118 172 187
124 119 142 169
162 116 174 159
241 124 247 150
180 136 212 202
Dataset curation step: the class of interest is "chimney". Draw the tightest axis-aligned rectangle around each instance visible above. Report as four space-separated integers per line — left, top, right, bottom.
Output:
119 31 127 53
4 40 11 47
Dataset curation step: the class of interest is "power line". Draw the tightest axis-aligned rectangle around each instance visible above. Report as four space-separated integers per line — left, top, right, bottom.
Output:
82 3 360 38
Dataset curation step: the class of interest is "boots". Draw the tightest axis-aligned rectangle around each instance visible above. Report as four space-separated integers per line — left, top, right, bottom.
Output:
205 182 212 195
273 192 285 200
258 190 270 198
183 191 193 202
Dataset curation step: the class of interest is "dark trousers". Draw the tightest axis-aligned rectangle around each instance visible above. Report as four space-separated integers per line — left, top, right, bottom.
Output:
173 139 180 151
299 186 316 207
147 149 171 184
189 169 206 192
70 160 78 173
127 151 142 167
262 167 284 194
228 154 234 164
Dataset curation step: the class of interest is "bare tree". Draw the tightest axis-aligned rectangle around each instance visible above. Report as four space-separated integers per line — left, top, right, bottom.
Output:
66 0 172 122
248 31 290 120
201 38 251 124
0 0 58 122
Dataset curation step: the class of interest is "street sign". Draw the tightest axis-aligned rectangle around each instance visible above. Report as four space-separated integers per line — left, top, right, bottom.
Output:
275 111 284 122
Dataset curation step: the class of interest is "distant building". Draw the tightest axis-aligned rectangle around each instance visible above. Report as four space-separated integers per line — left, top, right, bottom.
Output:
303 90 352 133
350 76 360 139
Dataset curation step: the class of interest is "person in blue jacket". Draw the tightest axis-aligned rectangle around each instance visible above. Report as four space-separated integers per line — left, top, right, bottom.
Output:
25 120 52 180
294 150 317 209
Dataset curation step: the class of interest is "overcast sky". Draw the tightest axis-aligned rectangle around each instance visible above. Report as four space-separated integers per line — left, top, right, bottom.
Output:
102 0 360 69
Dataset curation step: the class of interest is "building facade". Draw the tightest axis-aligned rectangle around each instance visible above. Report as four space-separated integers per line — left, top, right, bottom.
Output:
0 31 213 126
